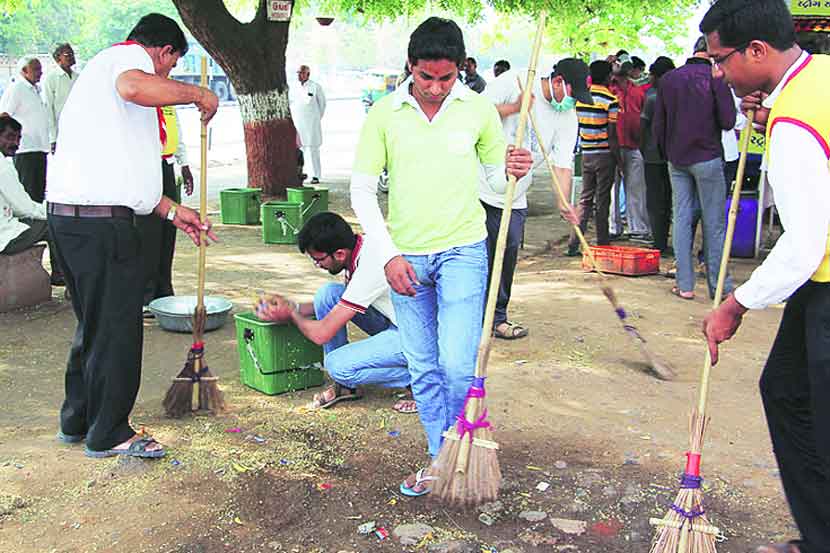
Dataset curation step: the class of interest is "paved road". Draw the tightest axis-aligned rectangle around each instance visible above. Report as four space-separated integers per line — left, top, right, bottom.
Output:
176 98 366 204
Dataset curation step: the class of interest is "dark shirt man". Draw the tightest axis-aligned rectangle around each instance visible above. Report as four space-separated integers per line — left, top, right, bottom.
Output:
464 57 486 93
653 36 736 300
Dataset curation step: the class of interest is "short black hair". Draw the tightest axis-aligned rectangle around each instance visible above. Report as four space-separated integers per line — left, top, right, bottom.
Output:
693 36 708 53
408 17 466 67
53 43 72 61
631 56 646 70
649 56 676 82
589 60 612 85
297 212 357 255
615 49 629 57
126 13 189 55
494 59 510 76
0 114 22 135
700 0 796 51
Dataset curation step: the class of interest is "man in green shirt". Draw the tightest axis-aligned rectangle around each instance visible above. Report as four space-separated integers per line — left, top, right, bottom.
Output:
350 16 532 496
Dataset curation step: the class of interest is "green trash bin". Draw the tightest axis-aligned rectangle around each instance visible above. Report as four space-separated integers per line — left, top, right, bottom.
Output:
261 201 302 244
287 187 329 224
220 188 262 225
234 312 324 395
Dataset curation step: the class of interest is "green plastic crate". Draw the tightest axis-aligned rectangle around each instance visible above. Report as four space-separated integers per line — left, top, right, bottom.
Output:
220 188 262 225
234 312 324 395
261 201 302 244
286 187 329 224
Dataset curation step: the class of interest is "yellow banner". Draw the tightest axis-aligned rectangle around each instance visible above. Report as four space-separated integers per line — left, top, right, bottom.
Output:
747 128 766 156
792 0 830 16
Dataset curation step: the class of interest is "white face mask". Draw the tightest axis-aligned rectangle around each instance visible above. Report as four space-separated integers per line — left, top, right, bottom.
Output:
548 77 576 112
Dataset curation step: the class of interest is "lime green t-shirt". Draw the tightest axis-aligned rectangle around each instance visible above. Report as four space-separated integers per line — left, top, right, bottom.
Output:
353 84 506 254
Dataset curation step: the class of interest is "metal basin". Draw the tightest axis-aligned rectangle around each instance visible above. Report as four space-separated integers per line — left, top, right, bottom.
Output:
148 295 233 333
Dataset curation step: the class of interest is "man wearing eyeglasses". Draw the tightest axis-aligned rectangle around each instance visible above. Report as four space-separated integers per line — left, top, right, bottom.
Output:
255 211 414 413
701 1 830 552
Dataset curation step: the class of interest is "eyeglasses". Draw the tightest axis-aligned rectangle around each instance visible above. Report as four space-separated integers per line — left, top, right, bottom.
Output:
309 252 332 267
711 46 746 70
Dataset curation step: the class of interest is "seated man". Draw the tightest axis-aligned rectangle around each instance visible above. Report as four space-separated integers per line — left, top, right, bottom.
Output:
0 113 62 284
256 211 415 412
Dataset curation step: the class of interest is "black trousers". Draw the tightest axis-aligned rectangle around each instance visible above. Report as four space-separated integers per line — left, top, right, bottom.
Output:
2 218 62 276
569 152 615 248
48 212 143 452
482 201 527 327
644 162 672 253
14 151 47 203
760 281 830 553
136 161 177 306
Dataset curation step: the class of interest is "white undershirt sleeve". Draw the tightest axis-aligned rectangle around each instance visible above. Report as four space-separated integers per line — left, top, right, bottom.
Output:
350 171 400 265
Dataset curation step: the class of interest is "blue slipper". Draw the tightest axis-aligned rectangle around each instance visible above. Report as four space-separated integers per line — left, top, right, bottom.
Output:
399 468 436 497
84 437 165 459
56 431 85 444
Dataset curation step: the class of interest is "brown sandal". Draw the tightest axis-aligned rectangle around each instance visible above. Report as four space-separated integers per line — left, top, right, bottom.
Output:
494 322 528 340
307 384 361 410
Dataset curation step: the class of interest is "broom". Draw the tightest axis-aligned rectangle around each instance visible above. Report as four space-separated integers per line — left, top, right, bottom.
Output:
163 57 225 417
527 108 676 381
432 11 547 506
648 113 754 553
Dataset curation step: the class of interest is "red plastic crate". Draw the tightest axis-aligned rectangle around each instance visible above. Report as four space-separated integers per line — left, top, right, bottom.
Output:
581 245 660 276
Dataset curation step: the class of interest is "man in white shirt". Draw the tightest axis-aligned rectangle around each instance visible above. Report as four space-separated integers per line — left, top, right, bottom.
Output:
479 59 586 339
42 43 79 153
0 113 62 283
46 14 219 460
290 65 326 184
0 56 50 203
701 2 830 552
256 212 414 413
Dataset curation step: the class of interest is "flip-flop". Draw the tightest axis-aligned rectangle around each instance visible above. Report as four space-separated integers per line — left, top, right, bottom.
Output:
399 468 437 497
392 398 418 414
307 384 361 410
670 286 695 300
56 430 85 444
84 437 165 459
494 322 529 340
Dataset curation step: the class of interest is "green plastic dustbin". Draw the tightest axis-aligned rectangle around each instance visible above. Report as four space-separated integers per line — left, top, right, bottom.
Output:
286 187 329 224
220 188 262 225
234 312 324 395
261 201 302 244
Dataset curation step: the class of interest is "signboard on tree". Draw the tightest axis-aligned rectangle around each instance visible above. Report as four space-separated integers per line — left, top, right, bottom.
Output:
791 0 830 16
267 1 292 21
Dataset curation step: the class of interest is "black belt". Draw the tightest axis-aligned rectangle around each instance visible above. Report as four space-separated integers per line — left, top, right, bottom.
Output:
48 202 134 219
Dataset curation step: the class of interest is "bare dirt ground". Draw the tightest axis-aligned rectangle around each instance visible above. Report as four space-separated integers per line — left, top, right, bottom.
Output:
0 172 794 553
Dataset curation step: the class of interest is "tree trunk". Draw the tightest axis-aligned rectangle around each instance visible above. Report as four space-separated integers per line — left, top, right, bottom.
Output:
172 0 300 197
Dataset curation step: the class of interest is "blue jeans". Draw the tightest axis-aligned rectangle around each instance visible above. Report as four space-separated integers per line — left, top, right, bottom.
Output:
391 240 488 458
313 283 410 390
669 158 733 297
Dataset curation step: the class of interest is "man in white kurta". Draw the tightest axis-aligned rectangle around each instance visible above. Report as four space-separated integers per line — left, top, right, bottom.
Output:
290 65 326 184
0 56 50 203
42 43 79 152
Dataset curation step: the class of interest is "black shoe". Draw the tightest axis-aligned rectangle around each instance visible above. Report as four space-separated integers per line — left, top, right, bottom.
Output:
564 246 581 257
608 233 625 242
50 273 66 286
142 305 155 319
629 234 654 245
311 177 320 185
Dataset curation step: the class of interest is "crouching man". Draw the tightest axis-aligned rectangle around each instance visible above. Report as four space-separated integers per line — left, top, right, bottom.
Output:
256 212 415 412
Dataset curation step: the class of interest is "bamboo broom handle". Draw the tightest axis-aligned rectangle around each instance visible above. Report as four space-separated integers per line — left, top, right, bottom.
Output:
474 11 547 379
697 111 754 414
197 56 208 313
527 108 606 279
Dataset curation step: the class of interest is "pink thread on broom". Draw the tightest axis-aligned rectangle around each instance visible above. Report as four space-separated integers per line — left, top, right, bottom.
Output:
455 385 491 441
685 451 702 477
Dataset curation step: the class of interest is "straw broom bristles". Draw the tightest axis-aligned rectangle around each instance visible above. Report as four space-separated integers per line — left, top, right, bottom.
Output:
432 12 547 506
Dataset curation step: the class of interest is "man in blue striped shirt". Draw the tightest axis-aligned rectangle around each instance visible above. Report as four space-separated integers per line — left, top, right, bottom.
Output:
567 61 620 255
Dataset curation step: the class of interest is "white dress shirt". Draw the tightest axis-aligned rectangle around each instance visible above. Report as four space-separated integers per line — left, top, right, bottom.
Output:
0 156 45 251
42 67 79 143
0 79 50 153
46 44 163 215
734 51 830 309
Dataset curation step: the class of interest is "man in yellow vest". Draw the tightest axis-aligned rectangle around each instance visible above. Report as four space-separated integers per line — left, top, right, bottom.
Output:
138 105 194 315
701 2 830 552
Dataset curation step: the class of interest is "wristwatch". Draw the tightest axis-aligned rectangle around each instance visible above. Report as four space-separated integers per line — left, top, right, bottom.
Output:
166 204 177 222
